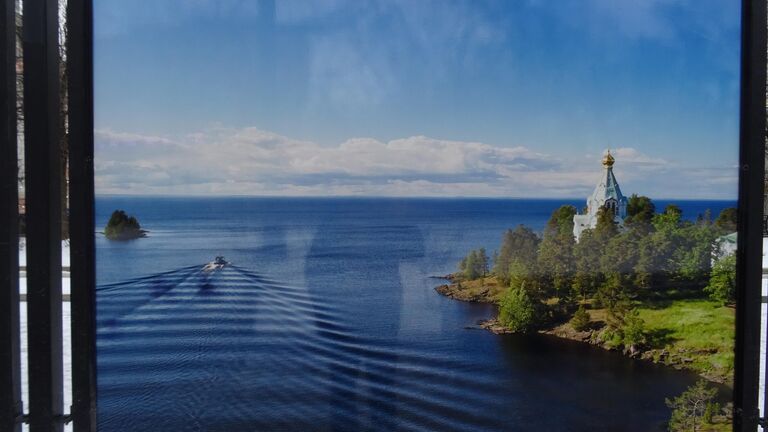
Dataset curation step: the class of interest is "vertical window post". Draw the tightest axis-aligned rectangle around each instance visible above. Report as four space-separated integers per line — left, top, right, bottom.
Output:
0 0 22 430
22 0 64 431
734 0 767 430
67 0 97 430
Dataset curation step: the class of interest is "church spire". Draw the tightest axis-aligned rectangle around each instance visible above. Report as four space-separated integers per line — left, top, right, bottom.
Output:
573 150 628 240
602 149 615 168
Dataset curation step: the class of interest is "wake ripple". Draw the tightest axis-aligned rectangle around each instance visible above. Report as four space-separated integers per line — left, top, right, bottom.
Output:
97 264 508 432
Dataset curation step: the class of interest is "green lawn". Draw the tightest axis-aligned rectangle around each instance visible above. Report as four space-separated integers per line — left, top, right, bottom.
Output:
636 298 734 382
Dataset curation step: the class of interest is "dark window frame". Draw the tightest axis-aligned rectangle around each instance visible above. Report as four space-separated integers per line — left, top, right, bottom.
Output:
735 0 768 430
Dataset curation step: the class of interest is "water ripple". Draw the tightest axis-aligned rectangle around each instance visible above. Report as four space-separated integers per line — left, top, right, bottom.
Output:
97 264 507 432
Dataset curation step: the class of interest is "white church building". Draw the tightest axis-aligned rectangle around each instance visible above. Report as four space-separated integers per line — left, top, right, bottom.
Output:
573 151 628 240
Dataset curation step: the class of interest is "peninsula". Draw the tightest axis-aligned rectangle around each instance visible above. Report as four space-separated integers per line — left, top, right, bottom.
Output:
437 152 737 386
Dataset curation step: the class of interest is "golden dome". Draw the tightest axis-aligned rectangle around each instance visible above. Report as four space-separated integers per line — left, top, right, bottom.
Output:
602 150 615 167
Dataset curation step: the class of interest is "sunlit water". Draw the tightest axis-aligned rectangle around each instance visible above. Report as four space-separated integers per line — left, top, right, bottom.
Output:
96 197 734 431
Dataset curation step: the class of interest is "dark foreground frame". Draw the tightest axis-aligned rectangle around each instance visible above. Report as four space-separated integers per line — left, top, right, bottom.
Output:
737 0 768 430
0 0 766 430
67 0 97 430
0 0 95 431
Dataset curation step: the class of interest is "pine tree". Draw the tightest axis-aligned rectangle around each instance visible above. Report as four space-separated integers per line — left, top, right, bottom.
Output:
493 225 539 285
625 194 655 226
714 207 737 233
498 282 541 333
572 229 602 302
570 306 591 331
666 380 718 432
594 206 619 240
538 205 576 300
478 248 489 276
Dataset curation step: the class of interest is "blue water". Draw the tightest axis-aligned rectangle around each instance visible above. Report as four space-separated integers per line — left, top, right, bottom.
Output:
95 197 735 431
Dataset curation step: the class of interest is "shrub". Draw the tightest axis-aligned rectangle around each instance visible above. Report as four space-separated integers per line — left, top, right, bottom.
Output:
621 309 647 349
570 306 591 331
705 254 736 305
498 285 540 333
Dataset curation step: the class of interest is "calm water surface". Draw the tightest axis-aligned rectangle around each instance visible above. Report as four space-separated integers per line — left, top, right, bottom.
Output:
96 197 735 431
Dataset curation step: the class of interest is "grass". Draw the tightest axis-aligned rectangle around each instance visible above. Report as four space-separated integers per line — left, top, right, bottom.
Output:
636 298 734 382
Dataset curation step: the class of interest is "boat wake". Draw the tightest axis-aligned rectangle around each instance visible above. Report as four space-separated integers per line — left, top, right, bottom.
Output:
96 264 509 432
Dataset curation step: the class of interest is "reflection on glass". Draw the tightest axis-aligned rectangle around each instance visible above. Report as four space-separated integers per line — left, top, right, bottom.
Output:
94 1 741 430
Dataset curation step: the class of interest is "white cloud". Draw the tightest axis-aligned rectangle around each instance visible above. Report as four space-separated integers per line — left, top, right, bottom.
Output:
94 127 736 199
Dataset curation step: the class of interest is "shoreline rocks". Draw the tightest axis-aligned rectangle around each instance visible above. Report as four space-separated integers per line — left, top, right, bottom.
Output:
435 280 731 385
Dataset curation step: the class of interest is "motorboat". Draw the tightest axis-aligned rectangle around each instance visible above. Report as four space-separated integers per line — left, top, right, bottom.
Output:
203 256 228 272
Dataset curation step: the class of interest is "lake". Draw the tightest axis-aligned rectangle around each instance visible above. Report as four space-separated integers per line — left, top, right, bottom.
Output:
95 197 735 431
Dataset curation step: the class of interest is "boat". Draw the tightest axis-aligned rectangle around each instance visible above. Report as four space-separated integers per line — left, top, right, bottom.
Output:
202 256 228 272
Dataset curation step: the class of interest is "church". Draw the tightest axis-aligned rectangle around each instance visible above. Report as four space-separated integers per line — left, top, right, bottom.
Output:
573 151 628 240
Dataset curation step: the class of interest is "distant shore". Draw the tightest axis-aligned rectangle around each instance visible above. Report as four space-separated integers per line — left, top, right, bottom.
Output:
434 274 733 385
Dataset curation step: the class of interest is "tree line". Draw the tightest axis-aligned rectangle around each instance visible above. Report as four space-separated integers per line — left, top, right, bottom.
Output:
459 195 737 342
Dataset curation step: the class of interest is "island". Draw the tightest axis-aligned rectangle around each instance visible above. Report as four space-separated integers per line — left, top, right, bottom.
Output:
436 153 737 430
104 210 147 240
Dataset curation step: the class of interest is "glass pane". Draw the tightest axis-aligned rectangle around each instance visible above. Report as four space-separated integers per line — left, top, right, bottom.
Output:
94 2 742 430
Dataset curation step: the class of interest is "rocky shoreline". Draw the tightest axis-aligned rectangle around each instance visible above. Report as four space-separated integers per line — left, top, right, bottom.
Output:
434 278 731 385
103 228 148 241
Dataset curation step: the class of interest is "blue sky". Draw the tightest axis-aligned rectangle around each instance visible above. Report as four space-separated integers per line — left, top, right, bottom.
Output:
94 0 741 199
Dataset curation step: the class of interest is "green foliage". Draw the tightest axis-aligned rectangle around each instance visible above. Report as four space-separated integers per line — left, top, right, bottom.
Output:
545 205 577 236
666 380 718 432
459 248 489 280
493 225 539 285
620 309 647 348
570 306 591 332
714 207 737 233
654 206 683 231
478 248 489 276
572 229 602 301
633 206 689 289
703 401 719 425
457 197 732 368
664 204 683 219
498 284 541 333
705 255 736 305
625 194 655 226
596 272 630 313
538 205 577 299
104 210 145 240
637 299 734 380
601 229 640 278
594 206 618 239
672 223 718 285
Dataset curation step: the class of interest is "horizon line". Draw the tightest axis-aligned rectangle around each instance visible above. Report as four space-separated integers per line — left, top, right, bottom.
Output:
92 193 738 202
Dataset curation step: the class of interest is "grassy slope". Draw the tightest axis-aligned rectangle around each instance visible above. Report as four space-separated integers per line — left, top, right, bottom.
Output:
636 299 734 383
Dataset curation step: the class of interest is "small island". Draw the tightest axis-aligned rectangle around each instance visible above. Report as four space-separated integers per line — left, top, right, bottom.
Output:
104 210 147 240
